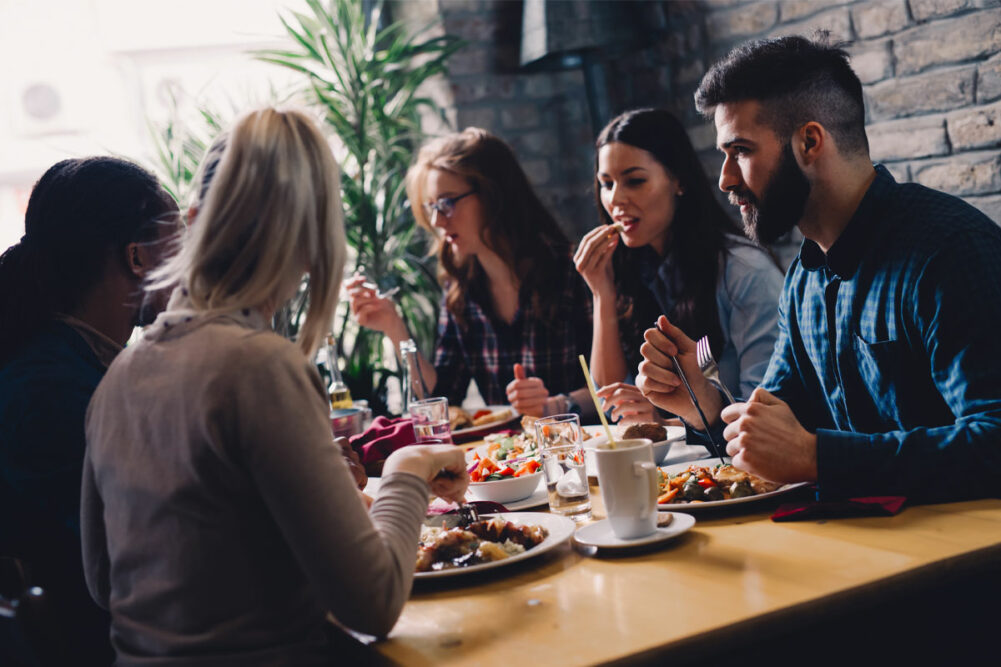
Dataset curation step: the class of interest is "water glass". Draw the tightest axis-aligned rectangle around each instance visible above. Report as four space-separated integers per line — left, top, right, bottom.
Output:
535 414 592 521
410 397 452 444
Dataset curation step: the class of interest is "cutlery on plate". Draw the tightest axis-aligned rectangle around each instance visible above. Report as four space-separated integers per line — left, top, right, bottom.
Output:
670 355 727 466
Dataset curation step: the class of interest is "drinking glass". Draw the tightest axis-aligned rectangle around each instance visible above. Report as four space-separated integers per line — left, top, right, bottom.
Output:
410 397 452 444
534 414 592 521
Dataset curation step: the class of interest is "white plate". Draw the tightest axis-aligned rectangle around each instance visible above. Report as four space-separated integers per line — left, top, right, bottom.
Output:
581 425 686 471
656 460 811 512
451 405 521 442
414 512 575 579
582 424 686 440
367 477 547 512
500 485 548 511
573 513 695 549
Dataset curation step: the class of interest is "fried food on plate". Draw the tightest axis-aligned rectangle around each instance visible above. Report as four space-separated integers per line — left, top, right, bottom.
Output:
448 406 472 430
622 422 667 442
472 408 512 427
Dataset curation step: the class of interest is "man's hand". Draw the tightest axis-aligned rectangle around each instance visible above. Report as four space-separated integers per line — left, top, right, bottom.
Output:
506 363 550 417
636 316 721 426
721 388 818 484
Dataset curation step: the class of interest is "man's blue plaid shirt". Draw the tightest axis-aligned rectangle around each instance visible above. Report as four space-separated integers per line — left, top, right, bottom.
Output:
761 165 1001 501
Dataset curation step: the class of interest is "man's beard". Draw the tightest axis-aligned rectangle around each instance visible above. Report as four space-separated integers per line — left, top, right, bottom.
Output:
732 142 810 244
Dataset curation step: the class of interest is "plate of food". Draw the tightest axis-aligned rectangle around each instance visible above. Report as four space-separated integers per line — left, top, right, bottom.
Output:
415 512 575 578
581 422 685 470
464 432 543 503
656 460 811 511
449 405 521 442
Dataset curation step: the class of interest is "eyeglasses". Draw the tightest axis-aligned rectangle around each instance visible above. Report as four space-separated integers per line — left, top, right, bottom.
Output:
423 190 475 219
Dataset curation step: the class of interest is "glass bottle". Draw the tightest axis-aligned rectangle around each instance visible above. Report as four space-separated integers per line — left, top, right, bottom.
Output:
398 338 428 413
325 334 353 410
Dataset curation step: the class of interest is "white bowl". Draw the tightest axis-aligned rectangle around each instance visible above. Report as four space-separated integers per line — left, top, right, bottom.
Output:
468 471 542 504
586 434 674 466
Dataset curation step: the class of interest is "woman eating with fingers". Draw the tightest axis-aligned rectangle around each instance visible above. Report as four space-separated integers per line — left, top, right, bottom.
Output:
347 128 593 417
577 108 783 425
82 108 469 665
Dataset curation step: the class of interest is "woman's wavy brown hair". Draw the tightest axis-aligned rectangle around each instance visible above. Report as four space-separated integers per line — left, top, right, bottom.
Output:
406 128 571 328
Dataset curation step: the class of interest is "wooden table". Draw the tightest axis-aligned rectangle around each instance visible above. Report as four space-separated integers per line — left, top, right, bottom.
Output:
371 469 1001 666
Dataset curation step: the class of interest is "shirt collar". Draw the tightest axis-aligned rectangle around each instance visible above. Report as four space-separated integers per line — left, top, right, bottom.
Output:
799 164 895 278
143 286 271 341
54 314 123 368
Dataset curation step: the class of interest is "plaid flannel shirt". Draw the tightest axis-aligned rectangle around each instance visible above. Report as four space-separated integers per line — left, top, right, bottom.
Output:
760 165 1001 502
432 256 593 406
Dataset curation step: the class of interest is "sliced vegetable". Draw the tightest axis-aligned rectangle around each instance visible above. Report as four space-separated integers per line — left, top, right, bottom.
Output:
658 487 679 504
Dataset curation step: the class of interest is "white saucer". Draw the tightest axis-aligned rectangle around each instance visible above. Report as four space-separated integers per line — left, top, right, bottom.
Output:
501 485 548 511
572 513 695 549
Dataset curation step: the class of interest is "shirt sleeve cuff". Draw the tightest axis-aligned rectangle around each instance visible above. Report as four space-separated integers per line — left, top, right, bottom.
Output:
680 386 731 452
814 428 897 500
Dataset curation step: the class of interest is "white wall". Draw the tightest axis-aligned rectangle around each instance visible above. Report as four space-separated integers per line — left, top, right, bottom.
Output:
0 0 298 250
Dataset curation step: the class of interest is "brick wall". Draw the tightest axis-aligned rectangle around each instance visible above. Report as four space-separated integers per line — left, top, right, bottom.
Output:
410 0 1001 240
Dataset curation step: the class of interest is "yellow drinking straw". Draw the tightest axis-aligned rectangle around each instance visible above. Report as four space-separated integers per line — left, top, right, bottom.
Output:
578 354 616 449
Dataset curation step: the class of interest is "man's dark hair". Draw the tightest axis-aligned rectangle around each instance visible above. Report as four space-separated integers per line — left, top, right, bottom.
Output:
0 157 177 364
695 34 869 155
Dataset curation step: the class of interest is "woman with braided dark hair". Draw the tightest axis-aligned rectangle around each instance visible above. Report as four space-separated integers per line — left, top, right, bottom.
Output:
0 156 177 664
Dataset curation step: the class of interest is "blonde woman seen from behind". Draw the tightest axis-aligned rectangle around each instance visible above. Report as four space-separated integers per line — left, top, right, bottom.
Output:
82 107 467 666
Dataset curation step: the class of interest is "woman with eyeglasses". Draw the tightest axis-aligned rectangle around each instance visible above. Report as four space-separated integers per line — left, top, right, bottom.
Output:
347 128 593 416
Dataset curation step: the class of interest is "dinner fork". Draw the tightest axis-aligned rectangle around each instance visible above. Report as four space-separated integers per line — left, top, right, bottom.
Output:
436 467 480 527
457 502 480 527
695 336 736 405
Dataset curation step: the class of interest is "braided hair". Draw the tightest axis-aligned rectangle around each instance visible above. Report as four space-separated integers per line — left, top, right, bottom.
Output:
0 157 176 365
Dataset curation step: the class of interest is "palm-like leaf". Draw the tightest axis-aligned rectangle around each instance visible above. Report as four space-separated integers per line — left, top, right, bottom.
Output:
257 0 464 413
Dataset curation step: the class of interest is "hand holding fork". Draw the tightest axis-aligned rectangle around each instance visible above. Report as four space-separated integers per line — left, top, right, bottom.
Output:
636 316 727 463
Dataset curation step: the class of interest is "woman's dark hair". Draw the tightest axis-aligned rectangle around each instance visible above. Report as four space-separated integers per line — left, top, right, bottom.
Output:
0 157 177 364
407 128 572 328
595 108 743 365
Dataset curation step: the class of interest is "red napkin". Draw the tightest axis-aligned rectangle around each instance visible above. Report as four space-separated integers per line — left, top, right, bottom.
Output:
349 416 418 473
771 496 907 521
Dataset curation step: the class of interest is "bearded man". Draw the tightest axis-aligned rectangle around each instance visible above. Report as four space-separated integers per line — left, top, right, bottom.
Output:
635 35 1001 502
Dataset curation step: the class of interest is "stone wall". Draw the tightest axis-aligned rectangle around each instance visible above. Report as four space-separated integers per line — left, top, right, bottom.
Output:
415 0 1001 239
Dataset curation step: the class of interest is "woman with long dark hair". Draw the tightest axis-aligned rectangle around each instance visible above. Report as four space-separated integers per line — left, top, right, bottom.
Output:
576 108 783 424
0 156 178 664
348 128 593 416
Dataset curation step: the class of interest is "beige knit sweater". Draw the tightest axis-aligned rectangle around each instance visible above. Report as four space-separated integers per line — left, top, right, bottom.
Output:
82 295 428 666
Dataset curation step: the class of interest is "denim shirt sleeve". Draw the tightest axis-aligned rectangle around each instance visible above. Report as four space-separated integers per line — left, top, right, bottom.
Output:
815 229 1001 502
758 264 825 431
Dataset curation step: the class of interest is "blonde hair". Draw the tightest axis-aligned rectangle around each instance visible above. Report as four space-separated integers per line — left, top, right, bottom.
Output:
152 107 346 357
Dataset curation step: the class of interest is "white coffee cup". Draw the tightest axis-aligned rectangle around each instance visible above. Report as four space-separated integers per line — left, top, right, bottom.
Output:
593 438 658 539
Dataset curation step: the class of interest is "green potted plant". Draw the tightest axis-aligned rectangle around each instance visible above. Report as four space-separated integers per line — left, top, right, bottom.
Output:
258 0 463 415
147 0 462 415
